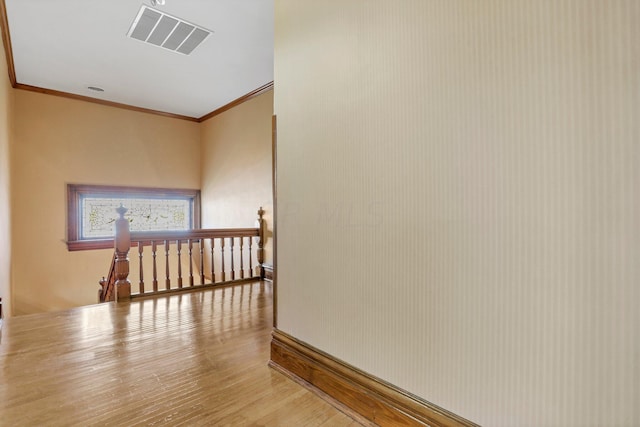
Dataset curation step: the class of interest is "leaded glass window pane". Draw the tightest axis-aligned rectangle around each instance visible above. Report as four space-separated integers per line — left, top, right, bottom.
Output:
81 197 192 239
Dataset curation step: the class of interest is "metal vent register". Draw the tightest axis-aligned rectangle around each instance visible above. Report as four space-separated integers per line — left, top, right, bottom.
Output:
127 5 212 55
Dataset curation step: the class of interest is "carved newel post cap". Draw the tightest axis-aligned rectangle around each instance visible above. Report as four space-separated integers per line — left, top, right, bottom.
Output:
114 203 131 254
116 204 128 218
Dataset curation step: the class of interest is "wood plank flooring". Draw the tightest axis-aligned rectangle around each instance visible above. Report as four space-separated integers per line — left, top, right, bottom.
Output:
0 281 362 426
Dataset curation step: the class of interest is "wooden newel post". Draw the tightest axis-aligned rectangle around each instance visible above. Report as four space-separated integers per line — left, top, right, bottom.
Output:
257 207 265 279
114 204 131 301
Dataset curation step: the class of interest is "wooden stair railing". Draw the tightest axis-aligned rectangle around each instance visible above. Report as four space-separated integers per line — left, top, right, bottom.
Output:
98 253 116 302
100 207 266 302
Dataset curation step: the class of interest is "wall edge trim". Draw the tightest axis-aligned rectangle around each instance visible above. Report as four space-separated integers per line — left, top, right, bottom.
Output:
0 0 271 123
268 359 376 427
0 0 16 86
197 81 274 122
270 329 479 427
14 83 200 122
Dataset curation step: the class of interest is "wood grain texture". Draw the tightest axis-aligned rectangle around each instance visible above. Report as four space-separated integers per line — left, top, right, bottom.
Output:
270 329 479 427
0 281 361 426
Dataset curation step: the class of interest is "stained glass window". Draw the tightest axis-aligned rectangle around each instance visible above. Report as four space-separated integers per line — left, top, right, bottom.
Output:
67 184 200 251
81 197 192 239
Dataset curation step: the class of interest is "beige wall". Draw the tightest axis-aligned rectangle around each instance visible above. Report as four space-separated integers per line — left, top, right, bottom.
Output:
0 49 13 318
275 1 639 426
200 90 273 265
11 90 200 314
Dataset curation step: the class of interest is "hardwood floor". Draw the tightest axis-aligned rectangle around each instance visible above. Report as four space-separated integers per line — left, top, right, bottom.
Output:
0 281 362 426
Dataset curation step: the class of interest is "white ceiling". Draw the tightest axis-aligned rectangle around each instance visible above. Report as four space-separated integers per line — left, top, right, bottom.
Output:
4 0 273 119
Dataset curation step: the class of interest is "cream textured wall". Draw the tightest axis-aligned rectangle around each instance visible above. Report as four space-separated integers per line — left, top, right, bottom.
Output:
274 1 639 426
200 90 273 265
11 90 200 315
0 49 13 318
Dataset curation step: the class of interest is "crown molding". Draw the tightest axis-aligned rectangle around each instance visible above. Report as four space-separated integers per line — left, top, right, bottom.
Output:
0 0 272 122
14 83 200 122
0 0 16 86
197 81 274 122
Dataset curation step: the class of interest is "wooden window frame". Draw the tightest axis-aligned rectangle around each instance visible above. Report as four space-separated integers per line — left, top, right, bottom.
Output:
66 184 201 251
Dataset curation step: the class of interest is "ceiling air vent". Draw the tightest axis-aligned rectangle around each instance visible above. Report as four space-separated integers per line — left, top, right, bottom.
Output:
127 5 212 55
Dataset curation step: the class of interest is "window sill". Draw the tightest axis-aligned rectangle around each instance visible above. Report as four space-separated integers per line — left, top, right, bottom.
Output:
67 239 115 251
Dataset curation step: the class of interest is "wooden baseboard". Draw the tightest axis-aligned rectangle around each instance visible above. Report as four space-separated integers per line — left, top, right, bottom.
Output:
262 263 274 281
269 329 479 427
